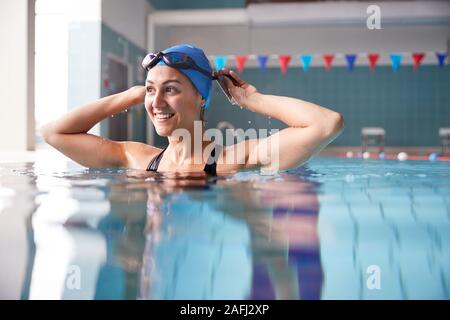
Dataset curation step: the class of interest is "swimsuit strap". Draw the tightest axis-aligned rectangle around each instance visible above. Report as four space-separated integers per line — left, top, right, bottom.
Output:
146 147 167 172
146 144 222 176
203 144 222 176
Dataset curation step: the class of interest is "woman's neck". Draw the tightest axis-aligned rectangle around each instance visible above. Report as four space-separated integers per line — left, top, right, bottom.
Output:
166 133 212 166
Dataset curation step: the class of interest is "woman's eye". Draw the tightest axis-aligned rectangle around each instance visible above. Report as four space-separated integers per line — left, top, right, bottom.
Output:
146 86 178 94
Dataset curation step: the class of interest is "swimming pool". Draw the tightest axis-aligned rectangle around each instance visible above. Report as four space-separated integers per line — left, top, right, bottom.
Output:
0 156 449 300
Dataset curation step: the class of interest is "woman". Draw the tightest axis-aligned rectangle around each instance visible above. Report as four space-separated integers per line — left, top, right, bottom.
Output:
41 44 344 174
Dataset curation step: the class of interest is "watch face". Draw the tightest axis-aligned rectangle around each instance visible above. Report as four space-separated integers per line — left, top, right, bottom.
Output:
216 75 238 105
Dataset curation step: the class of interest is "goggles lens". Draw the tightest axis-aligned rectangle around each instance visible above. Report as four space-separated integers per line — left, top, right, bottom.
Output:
165 52 190 66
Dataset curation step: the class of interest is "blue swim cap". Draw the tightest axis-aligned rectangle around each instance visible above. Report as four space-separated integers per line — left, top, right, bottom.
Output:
157 44 213 109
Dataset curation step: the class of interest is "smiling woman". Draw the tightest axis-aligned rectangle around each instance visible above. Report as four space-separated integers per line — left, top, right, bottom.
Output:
145 69 203 137
41 44 344 175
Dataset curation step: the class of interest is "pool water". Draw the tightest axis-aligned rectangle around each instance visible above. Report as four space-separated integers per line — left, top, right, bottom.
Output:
0 157 449 300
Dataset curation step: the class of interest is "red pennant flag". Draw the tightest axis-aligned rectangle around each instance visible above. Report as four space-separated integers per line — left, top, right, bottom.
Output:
278 55 291 75
323 54 334 71
235 55 248 73
367 53 379 72
412 53 425 71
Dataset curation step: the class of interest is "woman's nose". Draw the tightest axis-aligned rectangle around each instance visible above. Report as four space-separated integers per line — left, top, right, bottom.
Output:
151 90 166 108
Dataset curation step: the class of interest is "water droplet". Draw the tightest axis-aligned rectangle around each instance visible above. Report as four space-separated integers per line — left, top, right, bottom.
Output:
248 121 252 124
111 114 114 118
125 109 128 113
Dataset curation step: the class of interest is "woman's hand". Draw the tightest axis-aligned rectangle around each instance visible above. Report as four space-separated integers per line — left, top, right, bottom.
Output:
216 68 258 109
127 85 146 105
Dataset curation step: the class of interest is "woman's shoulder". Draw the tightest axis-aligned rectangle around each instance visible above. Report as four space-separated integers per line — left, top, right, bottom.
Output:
118 141 164 169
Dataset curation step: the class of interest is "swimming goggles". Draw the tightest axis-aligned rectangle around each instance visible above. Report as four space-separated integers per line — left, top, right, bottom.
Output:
142 51 241 89
142 51 214 79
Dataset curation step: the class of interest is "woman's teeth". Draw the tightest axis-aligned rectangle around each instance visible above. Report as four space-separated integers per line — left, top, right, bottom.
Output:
155 113 175 120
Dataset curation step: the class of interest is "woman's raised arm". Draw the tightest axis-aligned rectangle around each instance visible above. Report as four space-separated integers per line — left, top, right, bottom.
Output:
218 69 344 171
41 86 146 168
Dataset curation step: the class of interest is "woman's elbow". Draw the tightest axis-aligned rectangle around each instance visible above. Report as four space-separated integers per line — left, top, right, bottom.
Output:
324 112 345 138
40 123 58 145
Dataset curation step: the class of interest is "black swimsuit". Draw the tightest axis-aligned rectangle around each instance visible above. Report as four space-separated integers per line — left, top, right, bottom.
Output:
146 145 221 176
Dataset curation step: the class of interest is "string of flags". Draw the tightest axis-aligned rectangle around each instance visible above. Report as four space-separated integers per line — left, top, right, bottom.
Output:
210 52 448 74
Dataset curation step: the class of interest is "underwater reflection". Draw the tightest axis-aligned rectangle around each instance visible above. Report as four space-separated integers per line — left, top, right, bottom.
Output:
118 169 323 300
3 159 449 300
9 165 322 300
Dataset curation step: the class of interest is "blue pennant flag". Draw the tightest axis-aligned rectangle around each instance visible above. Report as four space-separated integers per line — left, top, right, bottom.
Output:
436 52 447 67
390 53 403 71
345 54 357 71
300 55 312 72
214 56 227 71
257 55 268 71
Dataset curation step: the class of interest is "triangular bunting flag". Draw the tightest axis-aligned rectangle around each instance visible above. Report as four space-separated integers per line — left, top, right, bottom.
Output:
235 55 248 73
367 53 379 72
278 55 291 75
436 52 447 67
300 55 313 72
412 53 425 71
345 54 357 71
390 53 402 71
257 55 268 72
323 54 334 71
214 56 227 71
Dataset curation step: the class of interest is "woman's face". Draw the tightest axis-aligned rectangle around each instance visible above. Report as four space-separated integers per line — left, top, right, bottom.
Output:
145 65 203 137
